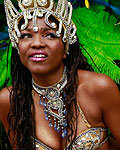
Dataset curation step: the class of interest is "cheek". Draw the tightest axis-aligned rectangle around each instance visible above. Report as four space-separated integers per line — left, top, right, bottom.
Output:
18 42 28 64
18 41 30 58
18 41 26 53
52 41 65 56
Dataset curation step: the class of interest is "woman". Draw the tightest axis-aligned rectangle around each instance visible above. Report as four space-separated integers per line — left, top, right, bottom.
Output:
0 0 120 149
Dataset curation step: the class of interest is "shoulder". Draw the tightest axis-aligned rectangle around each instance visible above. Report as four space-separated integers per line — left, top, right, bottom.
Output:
0 86 11 105
0 86 11 124
77 70 120 107
77 69 119 93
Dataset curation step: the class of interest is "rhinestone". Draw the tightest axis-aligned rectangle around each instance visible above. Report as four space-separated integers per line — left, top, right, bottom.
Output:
23 0 29 4
63 120 67 127
57 84 61 88
41 89 45 92
81 137 86 142
33 26 38 32
43 101 46 107
50 91 54 95
49 122 52 127
42 0 47 3
86 133 90 138
39 99 42 105
77 141 81 146
45 115 48 120
53 101 57 106
56 31 60 37
17 33 21 38
28 15 32 19
57 126 60 132
51 22 56 28
38 12 43 17
54 123 57 130
62 129 67 138
36 144 39 147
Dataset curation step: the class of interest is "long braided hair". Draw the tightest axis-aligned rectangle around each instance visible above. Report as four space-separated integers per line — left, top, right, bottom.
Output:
7 38 92 150
8 47 35 150
7 15 92 149
64 38 92 148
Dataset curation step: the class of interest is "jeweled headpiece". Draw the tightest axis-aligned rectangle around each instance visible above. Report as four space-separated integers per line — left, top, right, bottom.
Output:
4 0 77 53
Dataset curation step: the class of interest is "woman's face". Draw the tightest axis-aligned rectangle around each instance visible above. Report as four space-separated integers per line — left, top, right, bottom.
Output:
18 17 66 75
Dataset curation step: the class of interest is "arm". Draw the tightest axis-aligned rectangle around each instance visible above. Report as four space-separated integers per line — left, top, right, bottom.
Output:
99 76 120 144
0 87 11 133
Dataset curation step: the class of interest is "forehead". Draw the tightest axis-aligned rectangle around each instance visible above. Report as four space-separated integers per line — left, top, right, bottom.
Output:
27 17 48 29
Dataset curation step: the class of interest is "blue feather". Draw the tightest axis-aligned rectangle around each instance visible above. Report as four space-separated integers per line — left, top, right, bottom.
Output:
0 32 9 41
70 0 120 15
0 32 9 50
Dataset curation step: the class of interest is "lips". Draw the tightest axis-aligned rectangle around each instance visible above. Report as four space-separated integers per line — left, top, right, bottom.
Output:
29 51 48 62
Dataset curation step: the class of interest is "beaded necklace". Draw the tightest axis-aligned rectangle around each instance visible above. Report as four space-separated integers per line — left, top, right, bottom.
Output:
32 68 67 138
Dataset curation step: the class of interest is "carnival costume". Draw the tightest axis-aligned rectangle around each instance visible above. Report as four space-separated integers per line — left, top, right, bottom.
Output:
0 0 120 149
33 102 108 149
0 0 120 90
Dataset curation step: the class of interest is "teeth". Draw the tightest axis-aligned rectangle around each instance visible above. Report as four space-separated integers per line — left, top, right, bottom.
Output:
34 54 46 58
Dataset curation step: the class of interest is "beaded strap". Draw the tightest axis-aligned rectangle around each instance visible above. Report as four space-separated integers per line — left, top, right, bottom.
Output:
77 103 91 128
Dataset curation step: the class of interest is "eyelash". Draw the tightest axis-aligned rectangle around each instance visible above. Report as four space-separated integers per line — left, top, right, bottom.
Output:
45 33 58 38
19 32 59 39
20 33 32 39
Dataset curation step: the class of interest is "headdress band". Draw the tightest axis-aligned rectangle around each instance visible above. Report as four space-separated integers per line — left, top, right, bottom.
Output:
4 0 77 53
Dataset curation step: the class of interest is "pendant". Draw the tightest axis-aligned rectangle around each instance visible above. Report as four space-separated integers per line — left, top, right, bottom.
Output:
32 67 68 138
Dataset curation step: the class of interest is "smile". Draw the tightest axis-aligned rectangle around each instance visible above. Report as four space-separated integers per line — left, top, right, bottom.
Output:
33 54 47 58
29 51 48 62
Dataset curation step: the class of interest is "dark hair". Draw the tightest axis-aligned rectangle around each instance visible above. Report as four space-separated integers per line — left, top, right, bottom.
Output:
64 37 92 148
8 47 35 149
7 35 92 149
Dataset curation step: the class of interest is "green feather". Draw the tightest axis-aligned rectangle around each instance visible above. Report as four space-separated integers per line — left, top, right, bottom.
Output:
72 7 120 84
0 43 12 90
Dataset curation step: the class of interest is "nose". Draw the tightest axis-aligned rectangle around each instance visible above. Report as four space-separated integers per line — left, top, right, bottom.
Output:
31 35 46 49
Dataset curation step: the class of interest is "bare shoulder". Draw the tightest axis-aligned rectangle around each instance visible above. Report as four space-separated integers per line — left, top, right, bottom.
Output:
77 70 120 106
0 86 11 124
77 70 118 90
0 86 11 106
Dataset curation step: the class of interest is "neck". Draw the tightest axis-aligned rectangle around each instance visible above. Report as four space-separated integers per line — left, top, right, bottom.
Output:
31 65 65 87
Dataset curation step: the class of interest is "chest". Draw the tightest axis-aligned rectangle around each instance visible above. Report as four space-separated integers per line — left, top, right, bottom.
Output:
34 98 105 150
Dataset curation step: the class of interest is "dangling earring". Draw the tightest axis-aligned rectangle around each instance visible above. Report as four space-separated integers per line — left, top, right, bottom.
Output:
16 47 19 55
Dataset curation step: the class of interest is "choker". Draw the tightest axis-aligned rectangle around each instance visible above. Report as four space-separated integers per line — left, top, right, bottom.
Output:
32 68 67 138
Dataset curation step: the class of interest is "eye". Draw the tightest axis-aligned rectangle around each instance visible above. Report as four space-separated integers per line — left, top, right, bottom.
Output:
20 33 32 39
44 33 58 39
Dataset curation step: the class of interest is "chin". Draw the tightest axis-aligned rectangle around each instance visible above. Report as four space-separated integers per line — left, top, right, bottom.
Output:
29 66 51 75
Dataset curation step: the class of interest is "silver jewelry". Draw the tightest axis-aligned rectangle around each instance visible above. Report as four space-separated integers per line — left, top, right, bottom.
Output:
32 68 67 138
4 0 77 54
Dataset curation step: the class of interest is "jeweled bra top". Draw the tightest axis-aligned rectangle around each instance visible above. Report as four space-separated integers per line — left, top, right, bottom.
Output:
34 103 108 150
